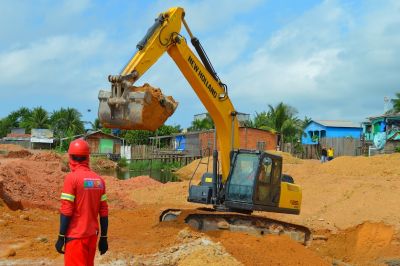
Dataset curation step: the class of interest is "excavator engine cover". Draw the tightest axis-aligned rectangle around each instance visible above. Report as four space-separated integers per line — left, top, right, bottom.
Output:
98 78 178 131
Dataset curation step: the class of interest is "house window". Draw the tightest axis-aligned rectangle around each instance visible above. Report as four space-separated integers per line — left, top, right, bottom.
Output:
257 141 266 151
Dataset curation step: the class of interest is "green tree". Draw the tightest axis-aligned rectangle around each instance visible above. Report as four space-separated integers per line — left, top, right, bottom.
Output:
26 106 49 129
390 92 400 113
188 114 214 131
50 108 84 137
122 124 181 146
124 130 154 145
252 102 302 144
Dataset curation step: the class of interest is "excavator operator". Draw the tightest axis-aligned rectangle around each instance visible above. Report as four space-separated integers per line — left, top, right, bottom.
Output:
55 139 109 265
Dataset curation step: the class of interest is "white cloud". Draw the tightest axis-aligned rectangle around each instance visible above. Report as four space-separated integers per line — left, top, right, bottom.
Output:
223 0 400 121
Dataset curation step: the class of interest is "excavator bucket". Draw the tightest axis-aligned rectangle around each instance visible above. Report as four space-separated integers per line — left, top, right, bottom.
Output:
98 77 178 131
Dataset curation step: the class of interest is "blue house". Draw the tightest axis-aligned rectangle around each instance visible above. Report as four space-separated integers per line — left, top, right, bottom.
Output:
302 120 362 145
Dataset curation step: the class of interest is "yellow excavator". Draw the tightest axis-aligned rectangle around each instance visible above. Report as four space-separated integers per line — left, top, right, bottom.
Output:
98 7 311 244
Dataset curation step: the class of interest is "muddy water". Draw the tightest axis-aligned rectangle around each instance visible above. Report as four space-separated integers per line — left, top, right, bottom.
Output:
99 168 179 183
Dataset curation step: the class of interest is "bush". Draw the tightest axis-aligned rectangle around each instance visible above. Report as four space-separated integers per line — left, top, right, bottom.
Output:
117 157 128 168
394 146 400 153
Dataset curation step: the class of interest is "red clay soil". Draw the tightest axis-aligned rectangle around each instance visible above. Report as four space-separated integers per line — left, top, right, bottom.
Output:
2 150 400 265
0 144 27 152
311 222 400 266
6 150 32 158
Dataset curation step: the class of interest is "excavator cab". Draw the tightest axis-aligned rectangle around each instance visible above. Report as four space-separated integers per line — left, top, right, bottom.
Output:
188 150 301 215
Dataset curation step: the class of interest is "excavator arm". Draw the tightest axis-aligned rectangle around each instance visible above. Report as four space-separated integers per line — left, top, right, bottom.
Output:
99 7 239 182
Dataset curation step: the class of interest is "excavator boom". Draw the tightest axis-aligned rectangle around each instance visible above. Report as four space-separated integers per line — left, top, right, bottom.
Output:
98 6 310 244
98 6 239 181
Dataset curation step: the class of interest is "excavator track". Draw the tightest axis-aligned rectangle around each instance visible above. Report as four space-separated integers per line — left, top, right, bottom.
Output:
160 208 312 245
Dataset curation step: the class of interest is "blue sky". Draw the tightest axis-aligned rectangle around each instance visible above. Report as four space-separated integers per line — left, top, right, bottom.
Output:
1 0 399 128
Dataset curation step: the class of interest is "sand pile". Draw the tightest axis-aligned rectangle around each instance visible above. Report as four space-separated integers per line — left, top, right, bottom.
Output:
176 157 215 181
266 153 400 233
0 159 65 210
0 144 26 152
311 222 400 265
29 152 61 162
267 150 303 164
102 176 163 209
6 150 32 158
0 152 158 211
90 157 117 171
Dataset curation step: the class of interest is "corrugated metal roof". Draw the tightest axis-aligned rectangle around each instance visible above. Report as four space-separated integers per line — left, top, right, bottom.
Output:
314 120 361 128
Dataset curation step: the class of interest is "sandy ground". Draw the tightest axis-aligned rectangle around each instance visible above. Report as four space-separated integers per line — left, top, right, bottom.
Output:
1 144 400 265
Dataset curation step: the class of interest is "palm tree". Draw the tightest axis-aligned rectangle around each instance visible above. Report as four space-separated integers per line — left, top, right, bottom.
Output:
253 102 301 145
27 107 49 129
188 114 214 131
50 108 84 137
390 92 400 113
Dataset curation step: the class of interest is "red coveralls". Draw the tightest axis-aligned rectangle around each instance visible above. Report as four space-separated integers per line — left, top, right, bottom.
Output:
60 158 108 266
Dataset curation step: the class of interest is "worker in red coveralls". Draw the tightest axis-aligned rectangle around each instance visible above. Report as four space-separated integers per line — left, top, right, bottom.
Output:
55 138 109 265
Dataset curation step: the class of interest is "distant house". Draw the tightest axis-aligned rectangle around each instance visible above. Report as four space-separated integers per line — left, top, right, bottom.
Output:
31 129 54 149
1 128 31 149
85 131 123 156
150 127 278 158
362 113 400 153
301 120 362 158
198 127 277 153
302 120 362 145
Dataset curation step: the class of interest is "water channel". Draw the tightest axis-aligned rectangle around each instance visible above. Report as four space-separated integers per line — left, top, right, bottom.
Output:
99 168 180 183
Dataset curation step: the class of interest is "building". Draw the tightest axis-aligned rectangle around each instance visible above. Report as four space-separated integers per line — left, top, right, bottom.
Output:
1 128 31 149
31 129 54 149
198 127 277 154
301 120 362 158
302 120 362 145
156 127 277 158
85 131 123 155
362 113 400 153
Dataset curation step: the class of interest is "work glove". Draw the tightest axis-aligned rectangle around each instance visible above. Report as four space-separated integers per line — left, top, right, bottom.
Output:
98 236 108 255
55 235 65 254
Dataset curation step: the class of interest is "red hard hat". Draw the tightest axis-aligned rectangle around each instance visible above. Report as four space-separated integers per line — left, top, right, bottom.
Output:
68 138 90 156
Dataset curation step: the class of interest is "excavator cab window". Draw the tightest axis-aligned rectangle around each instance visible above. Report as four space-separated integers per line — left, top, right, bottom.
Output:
226 153 260 203
254 154 282 207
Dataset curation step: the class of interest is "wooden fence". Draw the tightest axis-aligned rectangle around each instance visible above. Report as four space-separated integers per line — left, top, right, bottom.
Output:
127 144 202 165
299 137 361 159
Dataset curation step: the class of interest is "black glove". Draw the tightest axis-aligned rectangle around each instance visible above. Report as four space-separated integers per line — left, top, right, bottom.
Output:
55 235 65 254
98 236 108 255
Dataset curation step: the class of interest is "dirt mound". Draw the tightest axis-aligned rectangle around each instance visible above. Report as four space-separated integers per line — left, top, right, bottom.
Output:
0 144 26 152
102 176 163 209
29 151 61 161
6 150 32 158
266 153 400 233
91 157 117 171
312 222 400 265
319 153 400 178
267 150 303 164
176 157 215 181
0 160 65 210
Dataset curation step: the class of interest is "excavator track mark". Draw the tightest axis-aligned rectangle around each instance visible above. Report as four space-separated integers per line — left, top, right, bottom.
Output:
160 209 312 245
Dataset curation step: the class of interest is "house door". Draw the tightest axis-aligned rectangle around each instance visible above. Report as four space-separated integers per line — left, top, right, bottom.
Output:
99 139 114 154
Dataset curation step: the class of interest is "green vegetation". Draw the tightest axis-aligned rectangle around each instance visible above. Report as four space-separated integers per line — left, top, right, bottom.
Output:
389 92 400 114
188 114 214 131
122 125 181 146
117 157 128 168
128 160 180 171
